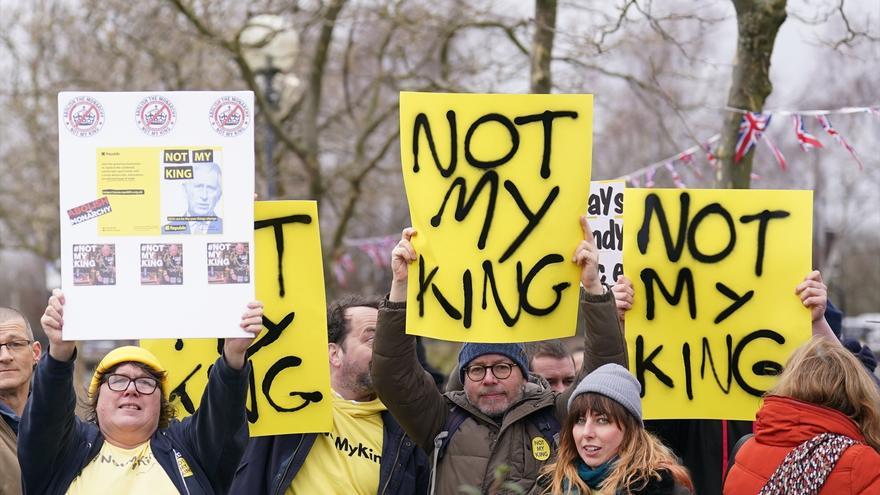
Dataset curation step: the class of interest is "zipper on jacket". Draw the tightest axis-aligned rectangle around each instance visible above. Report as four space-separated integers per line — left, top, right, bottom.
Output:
380 434 406 495
172 446 192 495
273 435 305 495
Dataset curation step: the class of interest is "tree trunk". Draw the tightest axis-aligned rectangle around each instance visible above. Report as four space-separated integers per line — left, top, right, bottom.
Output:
715 0 787 188
530 0 557 94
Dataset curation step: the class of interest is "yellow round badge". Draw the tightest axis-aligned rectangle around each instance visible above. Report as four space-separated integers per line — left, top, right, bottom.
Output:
532 437 550 461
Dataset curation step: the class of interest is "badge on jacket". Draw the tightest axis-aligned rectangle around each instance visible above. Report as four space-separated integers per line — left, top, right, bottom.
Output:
532 437 551 461
175 450 193 477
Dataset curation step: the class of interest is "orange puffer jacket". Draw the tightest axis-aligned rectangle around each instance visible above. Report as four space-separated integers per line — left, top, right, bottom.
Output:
723 395 880 495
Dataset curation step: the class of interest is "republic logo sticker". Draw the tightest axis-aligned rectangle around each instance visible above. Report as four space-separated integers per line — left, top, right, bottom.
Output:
63 96 105 137
209 96 250 137
136 95 177 136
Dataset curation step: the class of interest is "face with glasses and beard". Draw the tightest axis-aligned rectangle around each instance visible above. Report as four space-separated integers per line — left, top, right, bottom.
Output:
462 354 526 419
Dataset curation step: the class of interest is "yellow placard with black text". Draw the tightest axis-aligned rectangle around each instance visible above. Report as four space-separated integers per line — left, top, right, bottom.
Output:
142 200 332 436
400 92 593 342
623 188 812 420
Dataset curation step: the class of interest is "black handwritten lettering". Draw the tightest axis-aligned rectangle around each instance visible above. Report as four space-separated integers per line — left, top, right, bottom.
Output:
464 113 519 169
412 111 457 176
687 203 735 263
637 192 689 261
739 210 790 276
498 181 559 263
512 111 578 178
640 268 696 320
714 283 754 324
169 364 202 415
700 335 733 394
635 335 674 397
431 172 498 250
254 214 313 297
731 329 785 397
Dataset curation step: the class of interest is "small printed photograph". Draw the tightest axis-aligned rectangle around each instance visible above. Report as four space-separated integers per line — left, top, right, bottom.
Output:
161 149 224 235
140 243 183 285
72 244 116 286
206 242 250 284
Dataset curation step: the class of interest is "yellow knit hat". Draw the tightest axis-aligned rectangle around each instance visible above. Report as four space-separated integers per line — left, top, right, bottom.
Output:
88 346 168 398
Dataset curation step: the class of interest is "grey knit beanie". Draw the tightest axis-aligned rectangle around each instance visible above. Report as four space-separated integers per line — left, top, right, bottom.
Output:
567 363 643 426
458 343 529 382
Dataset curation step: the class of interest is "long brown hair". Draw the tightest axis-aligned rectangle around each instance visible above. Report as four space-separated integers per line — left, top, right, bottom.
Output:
541 393 692 494
770 337 880 451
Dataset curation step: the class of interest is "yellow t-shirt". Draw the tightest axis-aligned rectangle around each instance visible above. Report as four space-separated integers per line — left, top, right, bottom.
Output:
66 441 179 495
287 391 387 495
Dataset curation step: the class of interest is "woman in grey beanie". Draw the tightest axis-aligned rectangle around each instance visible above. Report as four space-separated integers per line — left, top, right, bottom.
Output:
536 364 692 494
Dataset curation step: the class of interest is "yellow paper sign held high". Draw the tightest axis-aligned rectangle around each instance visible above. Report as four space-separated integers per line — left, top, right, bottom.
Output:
623 188 812 420
142 200 332 436
400 92 593 342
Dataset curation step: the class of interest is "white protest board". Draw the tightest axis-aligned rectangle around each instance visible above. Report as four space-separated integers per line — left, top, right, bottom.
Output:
587 180 625 285
58 91 255 339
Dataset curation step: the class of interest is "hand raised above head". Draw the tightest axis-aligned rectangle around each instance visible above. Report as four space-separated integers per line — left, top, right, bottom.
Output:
41 288 76 361
389 228 417 302
795 270 827 323
573 216 603 295
223 300 264 370
612 275 634 322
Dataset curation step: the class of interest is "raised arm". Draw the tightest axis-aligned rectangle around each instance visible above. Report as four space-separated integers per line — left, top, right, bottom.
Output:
371 228 449 452
556 217 627 413
171 301 262 493
19 289 79 494
796 270 837 342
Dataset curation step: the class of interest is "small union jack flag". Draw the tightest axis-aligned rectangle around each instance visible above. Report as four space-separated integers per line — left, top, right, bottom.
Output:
664 162 686 188
703 143 719 169
645 167 656 188
734 112 770 162
763 136 787 171
817 115 864 171
792 115 823 151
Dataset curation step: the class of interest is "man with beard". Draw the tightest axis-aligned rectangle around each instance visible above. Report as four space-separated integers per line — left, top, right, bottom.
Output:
371 219 626 495
230 296 429 494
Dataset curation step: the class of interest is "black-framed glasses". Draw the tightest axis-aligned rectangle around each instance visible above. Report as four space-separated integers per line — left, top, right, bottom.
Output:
105 374 159 395
0 340 32 353
465 362 515 381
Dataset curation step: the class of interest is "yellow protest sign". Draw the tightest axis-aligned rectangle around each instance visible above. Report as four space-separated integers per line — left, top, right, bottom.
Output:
142 200 332 436
400 92 593 342
623 188 812 420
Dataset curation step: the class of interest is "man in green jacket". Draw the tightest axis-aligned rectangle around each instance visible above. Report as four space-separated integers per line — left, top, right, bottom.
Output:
371 218 627 494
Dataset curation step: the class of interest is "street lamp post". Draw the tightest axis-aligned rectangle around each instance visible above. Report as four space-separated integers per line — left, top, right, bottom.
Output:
240 15 299 199
259 61 281 198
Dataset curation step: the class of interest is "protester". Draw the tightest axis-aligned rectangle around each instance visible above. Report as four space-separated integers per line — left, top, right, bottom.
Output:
371 217 627 494
524 340 577 394
231 295 429 495
723 337 880 494
18 289 261 494
536 363 693 495
0 307 41 495
614 270 841 495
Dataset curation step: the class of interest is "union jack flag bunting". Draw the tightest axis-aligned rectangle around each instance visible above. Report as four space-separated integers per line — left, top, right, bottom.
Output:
645 167 656 188
703 143 719 169
792 115 823 151
763 136 787 171
664 162 686 188
817 115 864 171
734 112 770 162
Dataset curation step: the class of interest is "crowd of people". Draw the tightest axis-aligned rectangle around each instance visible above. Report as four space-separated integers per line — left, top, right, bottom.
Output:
1 216 878 494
